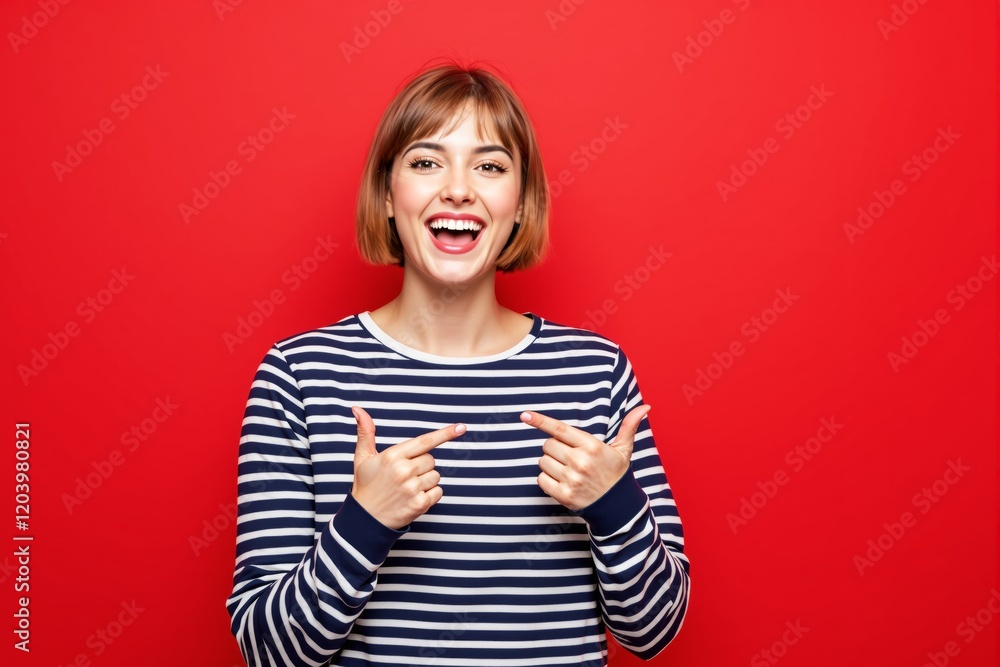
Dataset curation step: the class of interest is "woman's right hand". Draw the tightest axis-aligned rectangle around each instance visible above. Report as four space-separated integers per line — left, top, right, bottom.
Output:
350 405 466 530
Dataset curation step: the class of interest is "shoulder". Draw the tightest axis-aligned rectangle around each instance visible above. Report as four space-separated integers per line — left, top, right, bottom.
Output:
268 312 368 358
532 313 625 360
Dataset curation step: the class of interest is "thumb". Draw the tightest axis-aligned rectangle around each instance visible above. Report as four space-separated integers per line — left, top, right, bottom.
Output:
352 406 377 467
610 404 652 460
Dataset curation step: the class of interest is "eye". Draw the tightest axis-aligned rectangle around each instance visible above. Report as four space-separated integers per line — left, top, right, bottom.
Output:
406 158 438 171
478 160 508 174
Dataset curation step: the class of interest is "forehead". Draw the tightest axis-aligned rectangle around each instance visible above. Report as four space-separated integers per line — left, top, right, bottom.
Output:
404 100 508 152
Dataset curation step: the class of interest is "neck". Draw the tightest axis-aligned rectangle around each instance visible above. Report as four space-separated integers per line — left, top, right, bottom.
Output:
373 267 522 357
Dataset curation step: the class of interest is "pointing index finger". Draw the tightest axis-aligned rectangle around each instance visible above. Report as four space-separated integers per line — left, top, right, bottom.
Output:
520 410 591 447
400 423 467 458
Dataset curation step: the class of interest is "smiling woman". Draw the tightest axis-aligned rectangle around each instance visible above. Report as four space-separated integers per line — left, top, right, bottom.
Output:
356 64 549 276
226 60 691 667
378 106 523 287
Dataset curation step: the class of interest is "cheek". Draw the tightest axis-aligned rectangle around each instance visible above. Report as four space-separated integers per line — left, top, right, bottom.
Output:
485 181 521 215
392 177 437 216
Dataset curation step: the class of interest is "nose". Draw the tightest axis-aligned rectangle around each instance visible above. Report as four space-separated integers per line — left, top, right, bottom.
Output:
441 166 474 205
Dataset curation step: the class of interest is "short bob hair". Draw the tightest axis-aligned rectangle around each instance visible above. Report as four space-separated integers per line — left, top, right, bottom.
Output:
356 61 549 273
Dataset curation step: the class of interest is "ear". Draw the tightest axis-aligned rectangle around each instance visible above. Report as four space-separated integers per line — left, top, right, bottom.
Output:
385 189 394 219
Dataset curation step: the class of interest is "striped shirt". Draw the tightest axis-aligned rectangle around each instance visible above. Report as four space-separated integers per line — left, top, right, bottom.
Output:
226 311 690 666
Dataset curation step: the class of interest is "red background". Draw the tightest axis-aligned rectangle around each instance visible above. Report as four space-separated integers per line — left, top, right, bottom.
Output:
2 1 997 665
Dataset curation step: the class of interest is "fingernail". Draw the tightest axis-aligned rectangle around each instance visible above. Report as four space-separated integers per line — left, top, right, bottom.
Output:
351 407 359 419
455 423 467 434
520 411 532 422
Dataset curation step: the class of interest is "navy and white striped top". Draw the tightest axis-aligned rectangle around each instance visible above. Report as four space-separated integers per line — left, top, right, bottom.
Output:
226 311 690 666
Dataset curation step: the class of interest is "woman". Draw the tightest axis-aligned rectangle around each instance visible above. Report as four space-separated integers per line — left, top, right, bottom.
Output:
227 61 690 666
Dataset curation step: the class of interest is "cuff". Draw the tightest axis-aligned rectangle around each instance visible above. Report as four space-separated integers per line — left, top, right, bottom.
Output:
576 466 650 538
330 493 408 566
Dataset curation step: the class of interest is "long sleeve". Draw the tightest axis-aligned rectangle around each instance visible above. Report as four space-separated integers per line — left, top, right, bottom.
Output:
577 348 691 659
225 346 405 667
226 315 690 666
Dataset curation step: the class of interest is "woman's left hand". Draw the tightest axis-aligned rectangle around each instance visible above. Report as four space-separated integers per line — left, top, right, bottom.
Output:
520 405 652 511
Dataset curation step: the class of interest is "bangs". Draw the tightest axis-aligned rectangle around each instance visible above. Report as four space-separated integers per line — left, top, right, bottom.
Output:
416 101 510 152
382 77 523 178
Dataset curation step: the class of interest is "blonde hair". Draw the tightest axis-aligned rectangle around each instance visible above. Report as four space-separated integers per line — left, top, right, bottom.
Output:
355 60 549 272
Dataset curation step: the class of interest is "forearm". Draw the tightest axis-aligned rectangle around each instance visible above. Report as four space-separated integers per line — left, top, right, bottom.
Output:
229 494 404 666
580 468 691 659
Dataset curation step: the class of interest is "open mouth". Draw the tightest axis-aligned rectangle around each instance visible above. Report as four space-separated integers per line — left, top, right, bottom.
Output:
427 218 483 248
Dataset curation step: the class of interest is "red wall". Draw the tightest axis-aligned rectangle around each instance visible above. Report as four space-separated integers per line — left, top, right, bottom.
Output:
3 2 996 665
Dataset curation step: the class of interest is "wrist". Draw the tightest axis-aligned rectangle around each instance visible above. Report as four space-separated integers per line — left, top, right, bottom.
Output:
331 493 408 565
576 466 649 538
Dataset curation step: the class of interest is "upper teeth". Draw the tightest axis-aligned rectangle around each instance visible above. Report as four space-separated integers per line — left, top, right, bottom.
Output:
429 219 483 232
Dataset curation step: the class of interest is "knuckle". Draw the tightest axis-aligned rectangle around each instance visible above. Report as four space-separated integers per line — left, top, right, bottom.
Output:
395 464 418 484
570 452 593 476
415 494 433 513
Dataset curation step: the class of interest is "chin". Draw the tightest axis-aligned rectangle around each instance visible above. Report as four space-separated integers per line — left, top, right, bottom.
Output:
431 272 478 287
425 264 489 287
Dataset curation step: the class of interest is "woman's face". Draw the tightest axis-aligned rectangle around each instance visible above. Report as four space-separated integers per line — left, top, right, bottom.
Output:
385 103 523 287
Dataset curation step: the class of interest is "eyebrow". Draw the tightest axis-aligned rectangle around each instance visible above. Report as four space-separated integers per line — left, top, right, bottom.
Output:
402 141 513 161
